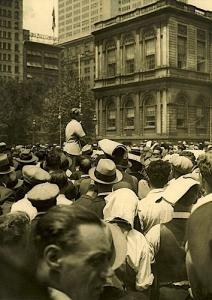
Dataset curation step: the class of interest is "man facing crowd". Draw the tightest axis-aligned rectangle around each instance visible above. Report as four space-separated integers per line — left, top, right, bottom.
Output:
63 108 86 171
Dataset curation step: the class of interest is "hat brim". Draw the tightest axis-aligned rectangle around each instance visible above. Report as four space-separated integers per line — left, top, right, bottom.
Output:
13 179 24 190
15 155 38 164
104 222 127 270
0 166 15 175
89 167 123 185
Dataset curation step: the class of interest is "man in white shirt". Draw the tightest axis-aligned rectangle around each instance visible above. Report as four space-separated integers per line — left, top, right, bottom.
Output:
138 160 173 234
63 108 86 171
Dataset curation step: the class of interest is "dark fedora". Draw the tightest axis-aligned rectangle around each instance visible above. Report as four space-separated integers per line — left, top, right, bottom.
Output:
15 149 38 164
89 159 122 185
0 154 15 175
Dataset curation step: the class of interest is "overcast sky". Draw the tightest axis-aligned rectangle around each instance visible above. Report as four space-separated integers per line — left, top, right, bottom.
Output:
23 0 212 36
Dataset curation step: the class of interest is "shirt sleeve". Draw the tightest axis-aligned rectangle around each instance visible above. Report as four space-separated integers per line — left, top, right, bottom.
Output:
145 224 160 262
74 120 86 138
135 241 154 291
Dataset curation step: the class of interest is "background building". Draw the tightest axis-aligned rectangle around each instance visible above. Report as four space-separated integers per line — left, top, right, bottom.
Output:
93 0 212 142
59 0 188 88
0 0 23 81
23 30 62 84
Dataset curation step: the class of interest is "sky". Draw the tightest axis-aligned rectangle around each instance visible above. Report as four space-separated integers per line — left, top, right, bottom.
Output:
23 0 212 36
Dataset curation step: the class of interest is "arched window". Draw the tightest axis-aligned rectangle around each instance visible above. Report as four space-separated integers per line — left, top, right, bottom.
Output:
144 28 156 70
123 35 135 74
106 98 116 130
195 96 207 128
143 94 156 128
123 96 135 128
176 94 188 128
106 40 116 77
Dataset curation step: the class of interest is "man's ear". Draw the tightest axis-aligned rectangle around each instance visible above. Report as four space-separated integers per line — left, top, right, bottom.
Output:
44 245 63 271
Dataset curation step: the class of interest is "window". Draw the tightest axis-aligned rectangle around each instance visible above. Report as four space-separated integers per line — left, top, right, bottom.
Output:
176 95 187 128
106 40 116 77
197 29 206 72
123 96 135 128
144 29 156 70
195 96 207 128
124 35 135 74
177 24 187 69
106 99 116 130
143 95 156 127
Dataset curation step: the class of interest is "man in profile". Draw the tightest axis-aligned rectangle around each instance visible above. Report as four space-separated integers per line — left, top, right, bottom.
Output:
30 205 113 300
63 108 86 171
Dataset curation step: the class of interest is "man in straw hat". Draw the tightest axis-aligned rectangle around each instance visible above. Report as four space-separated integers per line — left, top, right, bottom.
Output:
74 158 122 218
145 174 200 300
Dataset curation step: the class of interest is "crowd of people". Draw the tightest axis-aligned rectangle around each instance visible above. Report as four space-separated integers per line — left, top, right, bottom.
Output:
0 108 212 300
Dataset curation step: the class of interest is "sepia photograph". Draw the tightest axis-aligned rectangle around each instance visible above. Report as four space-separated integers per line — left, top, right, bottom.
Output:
0 0 212 299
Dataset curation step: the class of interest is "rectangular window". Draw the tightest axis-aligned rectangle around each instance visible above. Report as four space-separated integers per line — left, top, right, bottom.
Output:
108 110 116 128
145 38 155 70
125 44 134 73
145 106 156 127
197 29 206 72
177 24 187 69
177 36 187 69
107 49 116 77
177 106 186 128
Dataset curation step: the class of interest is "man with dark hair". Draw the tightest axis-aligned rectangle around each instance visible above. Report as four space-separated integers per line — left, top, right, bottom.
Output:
138 160 173 233
30 205 113 300
146 160 171 189
75 156 92 196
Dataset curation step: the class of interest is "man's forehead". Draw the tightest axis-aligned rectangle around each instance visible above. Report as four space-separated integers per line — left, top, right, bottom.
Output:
76 223 111 252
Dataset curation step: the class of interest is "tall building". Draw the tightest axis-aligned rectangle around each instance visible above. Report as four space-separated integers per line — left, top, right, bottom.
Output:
58 0 188 43
93 0 212 142
23 30 62 84
0 0 23 81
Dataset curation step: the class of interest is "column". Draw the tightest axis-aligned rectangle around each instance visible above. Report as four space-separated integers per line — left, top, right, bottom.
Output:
99 44 103 78
156 26 161 67
135 93 140 135
116 37 121 75
95 98 98 136
116 95 120 135
162 25 167 66
95 44 99 79
156 91 161 134
99 98 103 136
162 89 167 134
135 31 140 72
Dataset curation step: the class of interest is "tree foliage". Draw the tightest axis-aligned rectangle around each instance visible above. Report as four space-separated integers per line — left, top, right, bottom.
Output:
0 78 49 145
42 68 95 143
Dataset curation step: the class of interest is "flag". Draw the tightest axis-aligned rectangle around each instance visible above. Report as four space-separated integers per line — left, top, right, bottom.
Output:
52 7 56 32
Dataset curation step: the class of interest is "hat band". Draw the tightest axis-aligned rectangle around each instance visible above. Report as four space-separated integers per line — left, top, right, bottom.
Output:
94 169 116 183
0 164 11 172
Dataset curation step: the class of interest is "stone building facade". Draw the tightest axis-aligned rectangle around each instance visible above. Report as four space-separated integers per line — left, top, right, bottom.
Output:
93 0 212 142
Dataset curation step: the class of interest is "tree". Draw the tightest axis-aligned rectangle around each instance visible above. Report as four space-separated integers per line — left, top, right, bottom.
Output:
0 78 50 145
42 68 95 144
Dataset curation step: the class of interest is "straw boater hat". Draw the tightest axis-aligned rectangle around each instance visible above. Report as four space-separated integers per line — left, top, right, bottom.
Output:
89 159 122 185
0 154 15 175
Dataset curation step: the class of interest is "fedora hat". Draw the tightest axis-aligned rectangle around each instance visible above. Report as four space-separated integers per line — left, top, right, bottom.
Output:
0 154 15 175
89 159 122 185
15 149 38 164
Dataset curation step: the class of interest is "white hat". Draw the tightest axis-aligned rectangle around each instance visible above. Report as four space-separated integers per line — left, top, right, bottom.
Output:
162 175 199 205
104 188 139 228
98 139 127 157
